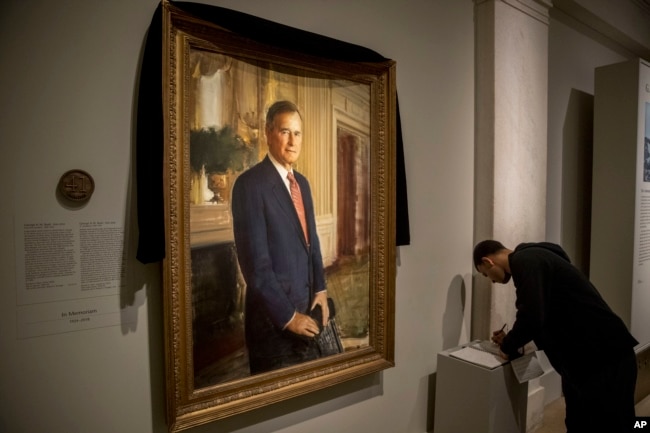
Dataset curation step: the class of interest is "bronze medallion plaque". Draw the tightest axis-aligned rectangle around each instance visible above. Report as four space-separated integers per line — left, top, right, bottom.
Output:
58 169 95 202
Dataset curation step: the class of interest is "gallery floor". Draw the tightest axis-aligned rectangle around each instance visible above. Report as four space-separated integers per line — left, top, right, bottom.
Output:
535 394 650 433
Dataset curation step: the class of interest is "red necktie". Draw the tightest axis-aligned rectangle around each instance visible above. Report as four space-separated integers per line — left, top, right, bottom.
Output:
287 171 309 243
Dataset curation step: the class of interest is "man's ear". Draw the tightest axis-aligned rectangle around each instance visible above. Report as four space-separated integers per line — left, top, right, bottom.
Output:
481 257 494 268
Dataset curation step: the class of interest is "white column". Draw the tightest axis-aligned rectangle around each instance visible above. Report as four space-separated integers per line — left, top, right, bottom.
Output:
474 1 552 431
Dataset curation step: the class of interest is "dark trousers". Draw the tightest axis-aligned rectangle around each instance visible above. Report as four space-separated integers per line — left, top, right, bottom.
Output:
248 337 320 374
562 348 637 433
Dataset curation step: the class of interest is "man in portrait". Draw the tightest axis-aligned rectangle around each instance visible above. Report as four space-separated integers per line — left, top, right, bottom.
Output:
231 100 330 374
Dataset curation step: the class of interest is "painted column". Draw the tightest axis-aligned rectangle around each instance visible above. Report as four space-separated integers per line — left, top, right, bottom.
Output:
473 0 552 431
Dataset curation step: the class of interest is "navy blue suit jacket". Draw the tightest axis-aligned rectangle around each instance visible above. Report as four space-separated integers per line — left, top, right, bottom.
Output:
231 156 326 365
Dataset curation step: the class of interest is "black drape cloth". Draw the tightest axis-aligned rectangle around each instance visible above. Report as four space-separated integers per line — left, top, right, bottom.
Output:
136 1 410 264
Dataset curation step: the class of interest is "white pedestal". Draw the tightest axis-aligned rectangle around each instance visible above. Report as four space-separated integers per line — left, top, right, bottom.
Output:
434 346 529 433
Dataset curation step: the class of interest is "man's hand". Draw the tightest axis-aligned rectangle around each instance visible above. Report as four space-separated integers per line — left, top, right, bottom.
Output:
491 328 509 359
285 292 329 337
491 328 506 346
311 291 329 327
285 312 320 337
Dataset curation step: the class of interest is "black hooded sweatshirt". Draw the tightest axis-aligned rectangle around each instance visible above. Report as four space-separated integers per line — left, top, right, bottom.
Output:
501 242 638 377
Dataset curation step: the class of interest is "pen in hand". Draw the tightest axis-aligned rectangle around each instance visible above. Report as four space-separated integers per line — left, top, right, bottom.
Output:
491 323 507 346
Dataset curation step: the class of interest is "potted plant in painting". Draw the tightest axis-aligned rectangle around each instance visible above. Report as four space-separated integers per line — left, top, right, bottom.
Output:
190 126 253 205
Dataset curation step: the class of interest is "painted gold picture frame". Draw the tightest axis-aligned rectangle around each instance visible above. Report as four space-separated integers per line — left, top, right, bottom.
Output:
161 2 396 431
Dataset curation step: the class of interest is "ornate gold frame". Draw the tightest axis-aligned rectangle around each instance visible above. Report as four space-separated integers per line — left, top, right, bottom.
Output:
161 2 396 431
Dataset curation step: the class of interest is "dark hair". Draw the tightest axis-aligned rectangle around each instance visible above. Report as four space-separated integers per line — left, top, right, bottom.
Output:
265 100 302 129
473 240 506 269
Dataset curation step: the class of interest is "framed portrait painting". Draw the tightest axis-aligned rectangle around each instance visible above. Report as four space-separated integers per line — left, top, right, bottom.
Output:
160 1 396 430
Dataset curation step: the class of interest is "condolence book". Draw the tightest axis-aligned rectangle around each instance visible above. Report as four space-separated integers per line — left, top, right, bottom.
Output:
449 340 508 369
